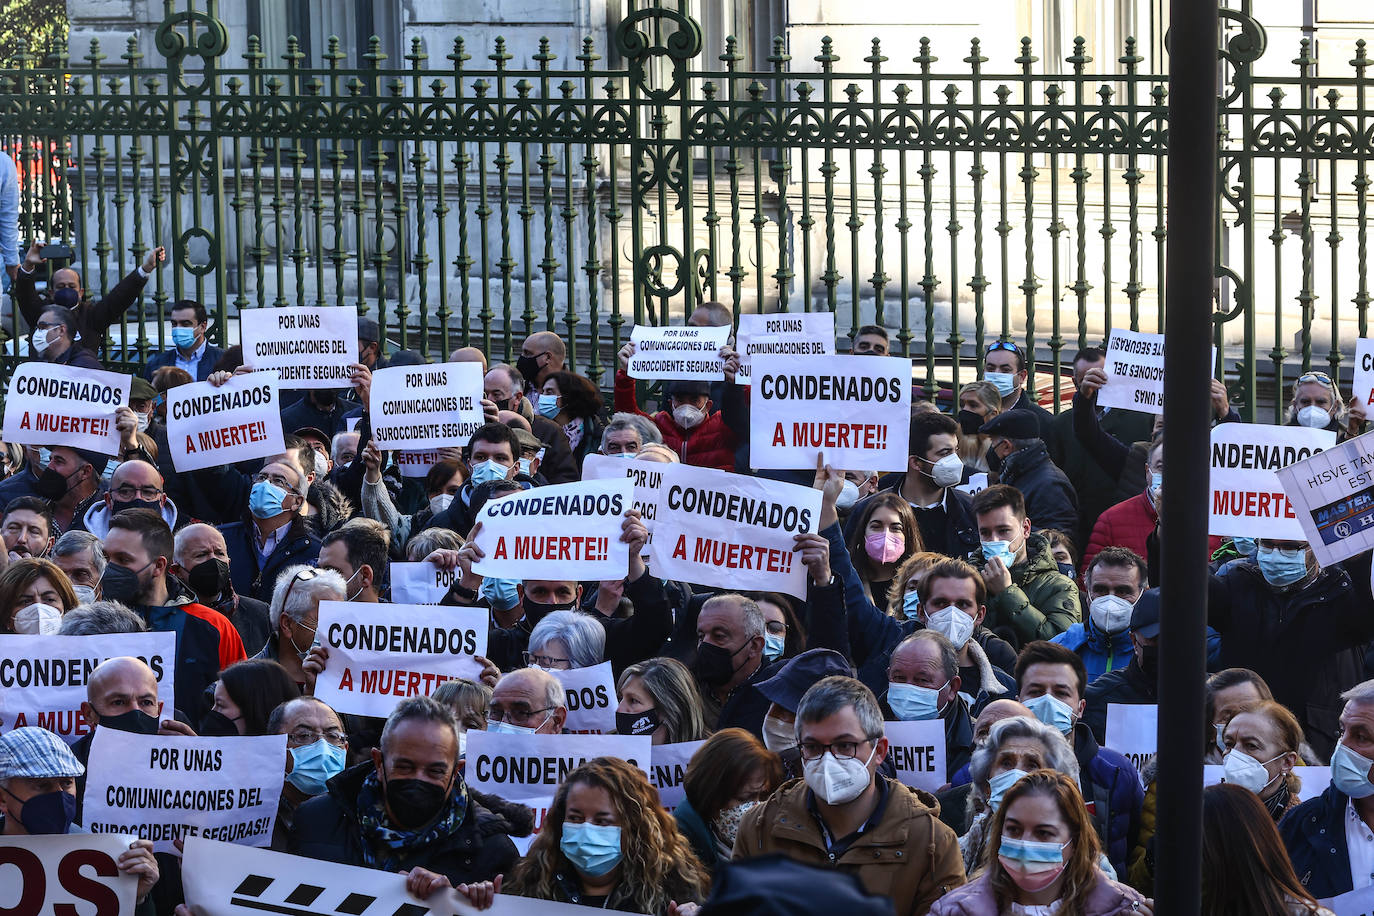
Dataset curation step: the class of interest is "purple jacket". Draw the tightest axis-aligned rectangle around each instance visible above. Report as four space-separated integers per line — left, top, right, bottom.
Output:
928 871 1148 916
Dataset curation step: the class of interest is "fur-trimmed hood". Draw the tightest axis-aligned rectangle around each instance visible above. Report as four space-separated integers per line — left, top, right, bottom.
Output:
304 480 354 538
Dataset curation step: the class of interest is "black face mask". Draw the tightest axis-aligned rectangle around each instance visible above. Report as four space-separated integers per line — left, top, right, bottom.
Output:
99 563 145 606
384 775 450 830
186 557 232 600
312 388 341 408
199 709 241 737
521 597 572 627
114 498 162 516
986 444 1004 474
98 709 160 735
35 466 77 501
515 354 544 387
692 640 746 688
616 708 661 737
492 397 511 412
956 409 984 437
1138 644 1160 681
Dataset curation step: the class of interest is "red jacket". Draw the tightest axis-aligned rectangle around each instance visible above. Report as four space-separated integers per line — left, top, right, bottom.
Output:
613 371 738 470
1082 490 1157 576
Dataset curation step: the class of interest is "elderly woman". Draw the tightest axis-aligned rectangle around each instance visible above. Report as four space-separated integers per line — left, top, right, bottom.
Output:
1286 369 1360 439
1221 699 1304 822
257 564 348 688
526 610 606 670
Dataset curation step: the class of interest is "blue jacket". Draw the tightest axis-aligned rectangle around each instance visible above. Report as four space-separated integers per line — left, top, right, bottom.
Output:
1280 784 1353 900
1052 620 1135 685
1073 722 1143 880
143 343 226 382
219 515 322 603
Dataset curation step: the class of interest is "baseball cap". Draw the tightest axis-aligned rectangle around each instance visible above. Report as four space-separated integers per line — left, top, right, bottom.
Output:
756 649 855 713
1130 588 1161 639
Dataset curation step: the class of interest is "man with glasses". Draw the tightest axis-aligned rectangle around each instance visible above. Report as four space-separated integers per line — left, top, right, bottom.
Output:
487 667 568 735
259 563 347 690
218 459 322 602
734 676 965 915
983 340 1052 437
268 696 349 846
75 459 181 538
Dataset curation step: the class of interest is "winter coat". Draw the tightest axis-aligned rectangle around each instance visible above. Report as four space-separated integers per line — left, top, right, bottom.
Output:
734 776 966 916
1072 722 1144 879
1082 659 1155 746
220 513 323 603
928 870 1148 916
995 440 1079 536
143 342 226 382
1045 402 1157 545
1007 389 1055 440
12 264 148 350
1052 617 1137 685
979 532 1081 649
1210 555 1374 761
303 479 355 540
613 370 742 470
844 476 981 560
1280 783 1356 900
130 590 246 721
673 796 724 875
1081 491 1157 579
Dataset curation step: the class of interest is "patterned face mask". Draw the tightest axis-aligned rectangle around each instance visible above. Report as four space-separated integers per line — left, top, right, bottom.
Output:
711 799 759 851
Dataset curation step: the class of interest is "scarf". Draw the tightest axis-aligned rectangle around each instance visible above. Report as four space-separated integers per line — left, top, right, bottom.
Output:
355 770 469 873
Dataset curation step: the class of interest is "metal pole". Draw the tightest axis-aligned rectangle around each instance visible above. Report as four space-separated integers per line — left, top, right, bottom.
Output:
1155 0 1218 912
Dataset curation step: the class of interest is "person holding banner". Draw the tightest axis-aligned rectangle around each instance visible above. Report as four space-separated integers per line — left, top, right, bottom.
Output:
260 565 347 689
883 630 975 783
1082 591 1162 745
266 696 350 846
1285 370 1361 440
674 728 782 876
506 756 710 913
615 657 709 745
488 667 569 735
614 343 745 471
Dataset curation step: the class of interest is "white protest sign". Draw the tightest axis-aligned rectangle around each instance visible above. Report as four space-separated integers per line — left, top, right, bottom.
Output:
0 632 175 742
1210 423 1336 540
389 561 455 605
884 719 947 792
166 371 285 472
1322 883 1374 916
397 448 441 478
466 731 652 843
582 453 667 557
1203 764 1331 802
470 478 634 581
82 729 285 855
1097 329 1166 414
2 363 129 455
0 834 138 914
734 312 836 385
628 324 730 380
313 601 488 718
550 662 617 735
1357 340 1374 410
648 740 705 810
240 306 357 388
1106 703 1157 774
1275 429 1374 568
956 472 989 496
750 354 911 471
648 464 822 598
370 361 485 450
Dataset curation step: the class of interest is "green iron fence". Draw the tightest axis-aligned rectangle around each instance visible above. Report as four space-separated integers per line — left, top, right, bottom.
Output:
0 1 1369 421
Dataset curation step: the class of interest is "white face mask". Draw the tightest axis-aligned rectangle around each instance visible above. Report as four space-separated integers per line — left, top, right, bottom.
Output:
72 585 97 606
762 714 796 753
429 493 454 515
1297 405 1331 429
803 745 877 806
927 454 965 488
1088 595 1135 635
313 451 329 478
673 404 706 430
835 480 860 511
1223 748 1284 795
135 412 151 433
926 606 976 649
12 602 63 635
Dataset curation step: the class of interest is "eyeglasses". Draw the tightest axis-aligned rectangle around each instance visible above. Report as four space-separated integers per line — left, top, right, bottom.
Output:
522 651 572 670
798 738 876 761
488 704 553 726
111 484 164 501
252 471 295 490
281 567 318 614
765 621 788 637
287 727 347 748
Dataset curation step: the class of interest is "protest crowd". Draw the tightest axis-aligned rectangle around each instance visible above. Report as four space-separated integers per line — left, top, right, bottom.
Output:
4 240 1374 916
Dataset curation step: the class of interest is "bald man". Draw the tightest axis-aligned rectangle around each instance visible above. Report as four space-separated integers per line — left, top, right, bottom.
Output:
516 331 566 391
171 522 273 655
449 346 488 372
71 657 192 766
77 459 180 538
972 699 1036 744
489 668 567 735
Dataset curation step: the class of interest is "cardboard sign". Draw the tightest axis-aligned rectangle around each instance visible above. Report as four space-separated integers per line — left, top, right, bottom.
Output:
0 632 175 742
0 834 139 915
1275 430 1374 567
648 740 706 810
465 731 651 845
1210 423 1336 540
628 324 730 380
2 363 129 455
313 601 488 718
470 478 634 582
82 729 285 855
1203 764 1331 802
370 362 485 450
389 561 455 605
1105 703 1156 774
734 312 836 385
240 306 358 388
550 662 617 735
884 719 948 792
750 354 911 471
648 464 821 598
166 371 286 472
397 448 441 478
582 453 667 557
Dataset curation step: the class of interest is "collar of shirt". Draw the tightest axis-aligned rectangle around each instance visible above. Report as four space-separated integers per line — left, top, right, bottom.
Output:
175 338 208 369
1346 798 1374 890
911 488 949 513
254 521 287 559
806 772 890 856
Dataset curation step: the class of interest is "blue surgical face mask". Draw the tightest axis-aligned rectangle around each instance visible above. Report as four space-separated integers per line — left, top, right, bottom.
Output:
1256 546 1308 588
518 458 533 476
1024 692 1077 735
249 480 289 519
560 822 623 877
981 540 1016 565
902 589 921 617
171 326 198 349
287 739 347 796
763 632 785 663
1149 471 1163 496
987 767 1028 813
537 394 561 419
986 371 1017 398
888 681 947 721
470 459 508 487
1331 741 1374 799
1232 536 1257 557
480 576 520 612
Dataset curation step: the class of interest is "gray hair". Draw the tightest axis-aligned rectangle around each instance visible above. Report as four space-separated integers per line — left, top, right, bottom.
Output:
269 564 347 629
57 600 146 635
528 610 606 669
53 530 107 579
600 412 662 451
379 695 461 753
795 675 885 744
406 527 464 561
969 716 1080 793
702 593 766 642
894 630 958 683
331 431 360 462
501 666 567 710
1342 679 1374 709
266 696 342 736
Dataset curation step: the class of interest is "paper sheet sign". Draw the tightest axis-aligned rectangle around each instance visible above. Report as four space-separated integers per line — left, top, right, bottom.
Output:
166 371 286 472
628 324 730 380
470 477 634 581
1210 422 1336 540
749 354 911 471
550 662 617 734
397 448 441 478
734 312 836 385
1356 340 1374 409
1275 430 1374 568
956 472 989 496
312 601 488 717
1105 703 1157 774
884 719 947 792
582 453 667 557
82 730 286 855
239 306 358 388
648 740 706 810
0 834 139 915
370 361 485 450
2 362 129 455
389 561 455 604
0 632 175 742
647 463 821 598
1096 328 1217 416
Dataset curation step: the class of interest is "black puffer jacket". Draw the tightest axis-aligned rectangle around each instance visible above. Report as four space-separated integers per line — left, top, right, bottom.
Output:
994 440 1079 535
289 762 518 884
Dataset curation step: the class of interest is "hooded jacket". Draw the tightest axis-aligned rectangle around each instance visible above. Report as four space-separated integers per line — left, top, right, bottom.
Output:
1052 615 1136 685
1071 722 1144 879
613 370 742 471
77 494 181 539
927 870 1148 916
979 532 1081 649
220 513 323 603
733 776 966 916
994 440 1079 536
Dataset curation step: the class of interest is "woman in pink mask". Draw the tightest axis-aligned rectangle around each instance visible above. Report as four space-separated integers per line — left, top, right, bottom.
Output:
843 492 922 616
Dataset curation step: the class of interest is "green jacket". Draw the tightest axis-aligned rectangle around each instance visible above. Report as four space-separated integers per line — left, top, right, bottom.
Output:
983 532 1082 647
